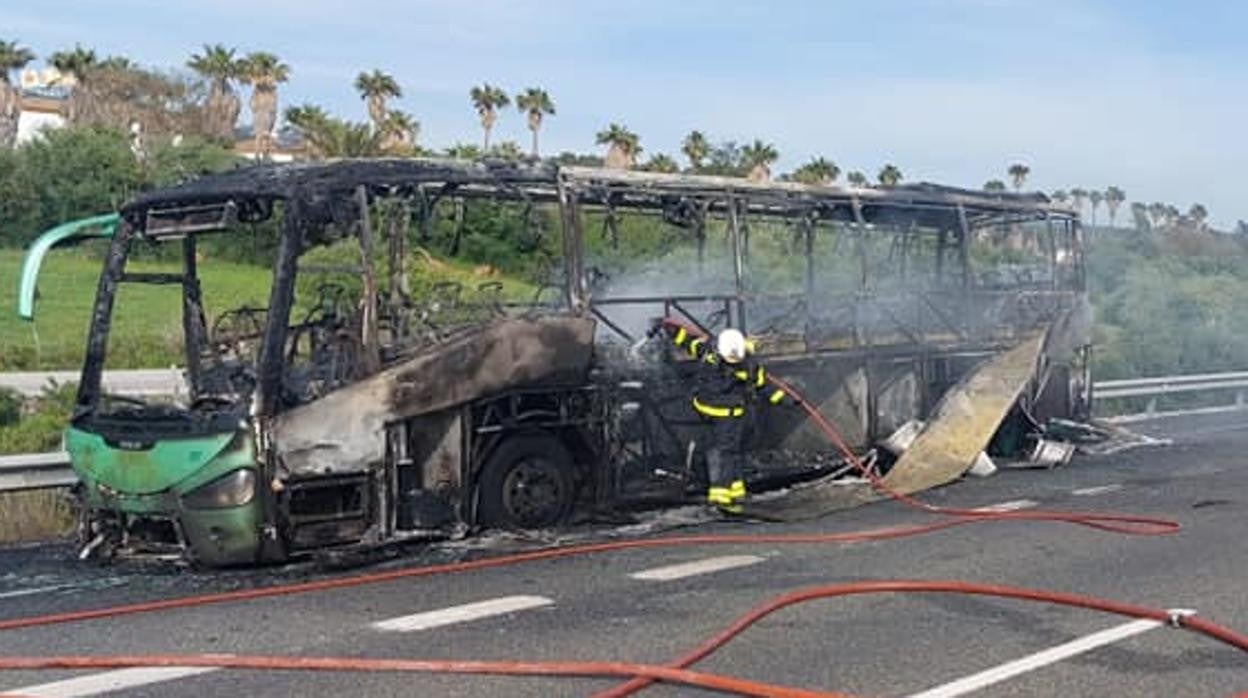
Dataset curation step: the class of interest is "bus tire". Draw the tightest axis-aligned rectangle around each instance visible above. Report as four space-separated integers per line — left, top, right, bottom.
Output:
477 434 576 529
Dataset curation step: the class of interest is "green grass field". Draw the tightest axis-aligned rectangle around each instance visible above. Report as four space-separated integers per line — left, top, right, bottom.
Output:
1 244 539 372
1 246 273 371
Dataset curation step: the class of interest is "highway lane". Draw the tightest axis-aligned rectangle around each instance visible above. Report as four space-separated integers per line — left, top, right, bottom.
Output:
0 411 1244 696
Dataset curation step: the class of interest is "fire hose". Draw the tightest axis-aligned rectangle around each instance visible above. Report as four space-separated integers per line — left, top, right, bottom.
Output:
0 320 1243 696
656 316 1178 535
1 581 1244 698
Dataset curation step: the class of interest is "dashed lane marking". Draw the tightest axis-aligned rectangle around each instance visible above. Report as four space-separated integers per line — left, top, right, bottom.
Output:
0 585 72 601
372 595 553 632
629 555 765 582
1072 484 1124 496
972 499 1038 513
5 667 219 697
905 618 1164 698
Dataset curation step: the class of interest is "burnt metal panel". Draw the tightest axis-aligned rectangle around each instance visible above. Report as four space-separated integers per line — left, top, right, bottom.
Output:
272 315 595 477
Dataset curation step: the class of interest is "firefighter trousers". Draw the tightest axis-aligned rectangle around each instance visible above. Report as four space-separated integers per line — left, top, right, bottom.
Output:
705 415 746 505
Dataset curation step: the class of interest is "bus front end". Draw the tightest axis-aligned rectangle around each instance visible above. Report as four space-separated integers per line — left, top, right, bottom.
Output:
65 415 267 565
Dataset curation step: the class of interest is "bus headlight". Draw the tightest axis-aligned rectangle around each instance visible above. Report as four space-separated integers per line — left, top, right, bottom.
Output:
183 469 257 509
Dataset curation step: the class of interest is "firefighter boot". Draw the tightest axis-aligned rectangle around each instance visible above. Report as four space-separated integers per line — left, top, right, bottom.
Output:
707 486 743 515
705 450 742 514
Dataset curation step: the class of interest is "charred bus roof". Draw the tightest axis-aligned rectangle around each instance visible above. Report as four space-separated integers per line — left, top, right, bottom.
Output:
120 158 1077 237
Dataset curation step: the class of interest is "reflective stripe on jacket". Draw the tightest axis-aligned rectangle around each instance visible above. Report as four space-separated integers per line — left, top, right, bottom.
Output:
692 397 745 419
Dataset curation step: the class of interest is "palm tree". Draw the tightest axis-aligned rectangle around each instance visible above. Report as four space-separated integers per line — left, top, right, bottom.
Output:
643 153 678 173
469 83 509 151
1007 163 1030 191
284 105 384 158
595 123 641 169
681 130 709 171
285 103 329 128
284 103 332 157
983 179 1007 192
1130 202 1150 231
1104 186 1126 228
324 121 385 158
239 52 290 159
741 139 779 182
97 55 134 72
354 69 402 133
1188 203 1209 231
49 44 98 123
49 44 97 81
490 140 524 160
187 44 244 141
1088 190 1104 225
1051 189 1069 205
515 87 554 157
1070 188 1088 217
877 163 903 187
380 110 418 152
1147 202 1168 227
846 170 868 188
793 157 840 185
0 40 36 146
444 142 483 160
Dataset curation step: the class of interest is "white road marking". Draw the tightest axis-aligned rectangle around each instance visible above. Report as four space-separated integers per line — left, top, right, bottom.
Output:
972 499 1038 513
906 618 1164 698
6 667 218 697
1072 484 1124 496
372 595 553 632
0 585 71 600
630 555 765 582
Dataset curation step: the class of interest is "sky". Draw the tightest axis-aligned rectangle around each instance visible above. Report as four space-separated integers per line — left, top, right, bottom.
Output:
4 0 1245 227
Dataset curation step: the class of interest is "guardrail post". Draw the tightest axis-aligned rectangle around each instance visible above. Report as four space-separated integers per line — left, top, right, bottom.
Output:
1146 396 1157 417
1237 390 1245 409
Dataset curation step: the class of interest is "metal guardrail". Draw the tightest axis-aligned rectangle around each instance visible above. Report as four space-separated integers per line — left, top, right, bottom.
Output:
0 452 75 493
2 370 1244 494
1092 371 1248 417
0 369 186 398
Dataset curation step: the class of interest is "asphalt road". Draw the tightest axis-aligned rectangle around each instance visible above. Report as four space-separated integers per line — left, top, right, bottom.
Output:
0 411 1245 697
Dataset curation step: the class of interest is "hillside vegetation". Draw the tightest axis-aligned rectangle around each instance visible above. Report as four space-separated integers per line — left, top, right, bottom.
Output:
2 128 1246 391
1087 227 1248 380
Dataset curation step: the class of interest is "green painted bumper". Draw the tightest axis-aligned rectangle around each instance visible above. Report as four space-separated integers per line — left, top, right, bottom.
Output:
65 426 267 566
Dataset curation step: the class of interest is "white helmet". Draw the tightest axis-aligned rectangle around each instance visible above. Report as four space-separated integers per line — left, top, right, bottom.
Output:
716 328 747 364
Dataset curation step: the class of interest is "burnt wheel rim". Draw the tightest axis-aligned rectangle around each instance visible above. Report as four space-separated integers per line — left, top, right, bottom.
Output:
501 458 564 526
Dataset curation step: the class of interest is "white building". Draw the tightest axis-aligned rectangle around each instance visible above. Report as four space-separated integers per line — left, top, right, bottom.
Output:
14 68 69 145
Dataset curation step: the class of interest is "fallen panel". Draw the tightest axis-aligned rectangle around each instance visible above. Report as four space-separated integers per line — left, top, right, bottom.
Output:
745 333 1045 521
880 332 1045 494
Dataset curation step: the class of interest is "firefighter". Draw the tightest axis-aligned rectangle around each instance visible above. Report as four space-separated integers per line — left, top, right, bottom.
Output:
652 321 794 513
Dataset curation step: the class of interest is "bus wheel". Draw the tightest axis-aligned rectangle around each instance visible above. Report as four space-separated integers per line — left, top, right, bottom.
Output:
477 434 576 529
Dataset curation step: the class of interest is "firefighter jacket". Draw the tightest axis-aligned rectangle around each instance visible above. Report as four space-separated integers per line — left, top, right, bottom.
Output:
664 325 791 418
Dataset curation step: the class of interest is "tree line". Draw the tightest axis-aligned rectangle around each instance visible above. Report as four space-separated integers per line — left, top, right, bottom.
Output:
2 39 914 186
3 38 1242 236
986 162 1236 237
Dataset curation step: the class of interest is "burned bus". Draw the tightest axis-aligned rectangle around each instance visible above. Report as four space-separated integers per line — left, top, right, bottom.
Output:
18 159 1088 565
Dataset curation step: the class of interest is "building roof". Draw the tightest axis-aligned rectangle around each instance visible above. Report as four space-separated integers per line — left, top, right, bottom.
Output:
18 92 67 115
